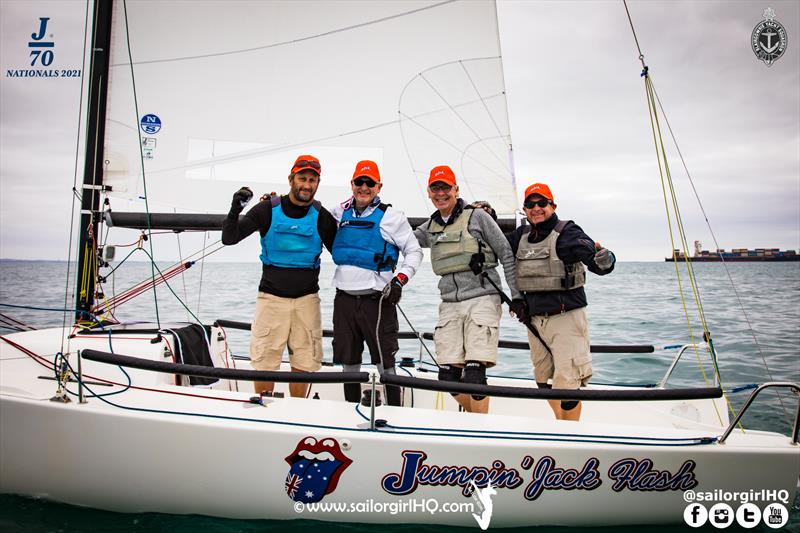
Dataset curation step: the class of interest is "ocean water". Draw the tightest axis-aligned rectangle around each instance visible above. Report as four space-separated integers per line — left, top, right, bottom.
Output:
0 259 798 531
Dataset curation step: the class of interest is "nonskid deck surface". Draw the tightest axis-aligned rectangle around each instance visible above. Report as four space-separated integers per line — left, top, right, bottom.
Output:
0 327 790 448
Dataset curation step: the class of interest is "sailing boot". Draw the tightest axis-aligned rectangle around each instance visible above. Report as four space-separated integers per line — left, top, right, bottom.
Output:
385 384 402 407
343 383 361 403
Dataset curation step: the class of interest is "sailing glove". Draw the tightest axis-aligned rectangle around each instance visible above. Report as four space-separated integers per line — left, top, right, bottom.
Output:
509 298 530 324
383 274 408 306
594 248 615 270
230 187 254 213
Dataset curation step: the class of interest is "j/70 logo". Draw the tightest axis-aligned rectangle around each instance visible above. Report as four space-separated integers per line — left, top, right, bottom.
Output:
29 18 54 67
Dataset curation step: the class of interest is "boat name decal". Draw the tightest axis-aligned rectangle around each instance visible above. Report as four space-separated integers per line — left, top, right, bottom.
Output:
608 458 698 492
521 455 602 500
382 451 698 500
381 451 523 496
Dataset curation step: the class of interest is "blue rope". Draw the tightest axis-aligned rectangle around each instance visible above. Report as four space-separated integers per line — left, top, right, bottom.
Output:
0 302 99 320
352 404 718 446
728 384 758 394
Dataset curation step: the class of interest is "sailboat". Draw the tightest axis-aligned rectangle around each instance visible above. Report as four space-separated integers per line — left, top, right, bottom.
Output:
1 0 797 528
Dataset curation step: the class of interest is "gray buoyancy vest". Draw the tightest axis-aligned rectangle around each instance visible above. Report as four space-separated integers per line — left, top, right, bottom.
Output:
428 209 497 276
515 220 585 292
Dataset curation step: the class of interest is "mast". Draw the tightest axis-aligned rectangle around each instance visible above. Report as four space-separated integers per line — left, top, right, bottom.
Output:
75 0 113 321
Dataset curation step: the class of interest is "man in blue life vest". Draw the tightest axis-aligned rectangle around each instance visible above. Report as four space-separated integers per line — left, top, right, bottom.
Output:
331 160 423 406
222 155 338 398
414 165 520 414
506 182 615 421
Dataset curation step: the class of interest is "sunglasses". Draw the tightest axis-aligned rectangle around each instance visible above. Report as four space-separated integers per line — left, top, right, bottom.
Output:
429 183 453 193
523 198 551 209
294 160 321 170
352 177 377 188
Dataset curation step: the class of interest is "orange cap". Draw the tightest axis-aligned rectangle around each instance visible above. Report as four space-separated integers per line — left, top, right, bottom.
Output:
352 160 381 182
524 182 554 202
428 165 457 187
291 154 321 175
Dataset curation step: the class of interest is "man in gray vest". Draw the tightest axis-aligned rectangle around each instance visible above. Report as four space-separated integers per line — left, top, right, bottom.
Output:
414 165 520 414
506 182 615 421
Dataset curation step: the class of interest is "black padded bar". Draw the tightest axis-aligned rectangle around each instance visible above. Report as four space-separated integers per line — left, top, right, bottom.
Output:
80 349 369 384
381 374 722 401
213 320 655 353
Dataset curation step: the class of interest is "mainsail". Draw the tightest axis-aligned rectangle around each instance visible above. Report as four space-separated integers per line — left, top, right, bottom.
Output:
101 0 517 218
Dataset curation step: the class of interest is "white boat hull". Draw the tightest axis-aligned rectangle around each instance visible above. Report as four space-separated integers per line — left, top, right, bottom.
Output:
1 327 798 527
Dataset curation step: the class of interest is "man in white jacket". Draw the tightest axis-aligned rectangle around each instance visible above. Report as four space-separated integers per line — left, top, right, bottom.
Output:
331 160 423 406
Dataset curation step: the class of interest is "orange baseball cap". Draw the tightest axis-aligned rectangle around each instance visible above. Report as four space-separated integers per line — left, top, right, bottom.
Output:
352 160 381 182
428 165 457 187
291 154 321 175
524 182 554 202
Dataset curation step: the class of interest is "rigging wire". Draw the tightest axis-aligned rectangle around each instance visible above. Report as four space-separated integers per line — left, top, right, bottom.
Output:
122 0 160 328
61 0 93 356
623 1 739 427
196 231 209 318
173 209 191 323
649 86 790 418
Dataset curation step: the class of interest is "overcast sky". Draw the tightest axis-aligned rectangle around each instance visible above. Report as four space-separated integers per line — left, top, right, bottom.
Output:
1 0 798 262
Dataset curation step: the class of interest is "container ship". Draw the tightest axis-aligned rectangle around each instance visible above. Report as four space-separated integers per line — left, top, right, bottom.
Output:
665 241 799 262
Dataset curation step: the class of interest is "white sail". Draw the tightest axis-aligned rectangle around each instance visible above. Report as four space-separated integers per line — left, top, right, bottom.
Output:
103 0 517 216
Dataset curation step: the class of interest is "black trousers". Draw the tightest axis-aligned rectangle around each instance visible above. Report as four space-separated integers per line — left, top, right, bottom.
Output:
332 290 399 368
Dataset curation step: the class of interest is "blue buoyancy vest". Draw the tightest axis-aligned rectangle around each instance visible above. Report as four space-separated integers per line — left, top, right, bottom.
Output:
332 204 399 272
260 197 323 269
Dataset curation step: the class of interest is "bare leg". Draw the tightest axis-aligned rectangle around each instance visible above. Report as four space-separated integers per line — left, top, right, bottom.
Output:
254 381 274 395
557 401 582 421
289 366 309 398
469 396 490 414
547 399 562 419
453 393 471 411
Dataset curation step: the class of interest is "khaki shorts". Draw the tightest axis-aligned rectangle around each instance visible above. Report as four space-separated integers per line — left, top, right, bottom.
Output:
433 294 501 367
527 307 591 389
250 292 323 372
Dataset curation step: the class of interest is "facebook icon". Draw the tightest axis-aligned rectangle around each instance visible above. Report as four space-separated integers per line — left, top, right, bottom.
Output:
684 503 708 527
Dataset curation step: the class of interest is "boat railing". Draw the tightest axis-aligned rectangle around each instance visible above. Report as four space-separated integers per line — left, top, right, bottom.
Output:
717 382 800 445
213 319 657 354
79 348 722 405
657 343 714 388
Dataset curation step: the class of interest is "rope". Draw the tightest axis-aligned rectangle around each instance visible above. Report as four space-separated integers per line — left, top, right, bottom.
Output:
396 304 439 368
122 0 160 328
196 231 209 318
61 0 92 355
649 85 790 418
93 243 223 315
626 7 740 428
173 210 191 322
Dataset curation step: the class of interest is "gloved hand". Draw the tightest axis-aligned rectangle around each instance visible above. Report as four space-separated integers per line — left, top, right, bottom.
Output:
594 247 615 270
469 201 497 222
509 298 530 324
382 274 407 305
468 252 486 275
230 187 254 213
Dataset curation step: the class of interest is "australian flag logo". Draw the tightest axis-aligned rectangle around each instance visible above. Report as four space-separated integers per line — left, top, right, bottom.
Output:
285 437 353 503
